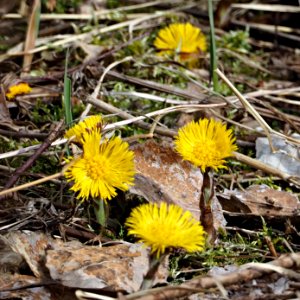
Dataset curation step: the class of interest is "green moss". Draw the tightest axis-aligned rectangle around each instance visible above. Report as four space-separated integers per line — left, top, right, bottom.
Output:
218 30 251 54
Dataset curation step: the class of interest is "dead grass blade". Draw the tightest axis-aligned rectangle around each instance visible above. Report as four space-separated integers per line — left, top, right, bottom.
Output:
22 0 41 73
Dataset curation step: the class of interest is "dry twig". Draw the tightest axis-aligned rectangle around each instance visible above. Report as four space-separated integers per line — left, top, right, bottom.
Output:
124 253 300 300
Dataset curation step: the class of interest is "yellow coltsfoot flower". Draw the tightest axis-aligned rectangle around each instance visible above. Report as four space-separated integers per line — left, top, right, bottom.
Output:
65 115 103 143
126 202 205 257
175 119 237 172
6 83 32 100
64 130 135 201
154 22 207 61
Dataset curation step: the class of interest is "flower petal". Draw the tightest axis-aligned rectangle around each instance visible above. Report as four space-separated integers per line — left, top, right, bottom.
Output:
126 202 206 257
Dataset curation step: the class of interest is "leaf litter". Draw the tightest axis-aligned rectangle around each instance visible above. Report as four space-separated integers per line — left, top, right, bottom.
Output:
0 0 300 299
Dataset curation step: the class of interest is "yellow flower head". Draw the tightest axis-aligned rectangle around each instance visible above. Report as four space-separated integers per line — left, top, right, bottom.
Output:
154 22 207 61
126 202 205 257
64 130 135 201
65 115 103 142
6 83 32 100
175 119 237 172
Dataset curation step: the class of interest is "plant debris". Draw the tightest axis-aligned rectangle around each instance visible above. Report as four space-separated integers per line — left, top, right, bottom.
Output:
0 0 300 299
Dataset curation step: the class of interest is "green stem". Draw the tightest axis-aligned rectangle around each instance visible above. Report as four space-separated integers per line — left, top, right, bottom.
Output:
94 198 108 227
63 49 72 156
208 0 218 91
63 48 73 127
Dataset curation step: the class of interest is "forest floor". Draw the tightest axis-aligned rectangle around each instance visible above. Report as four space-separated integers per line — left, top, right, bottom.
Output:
0 1 300 299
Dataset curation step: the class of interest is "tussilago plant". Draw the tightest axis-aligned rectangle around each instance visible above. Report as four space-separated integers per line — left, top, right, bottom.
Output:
175 119 237 172
6 83 32 100
126 202 205 290
154 22 207 64
175 119 237 243
65 129 135 201
64 116 135 226
64 115 103 143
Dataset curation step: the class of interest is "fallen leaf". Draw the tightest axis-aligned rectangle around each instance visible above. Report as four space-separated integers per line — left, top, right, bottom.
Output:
221 184 300 216
131 139 203 219
76 41 105 63
0 274 52 300
0 236 24 273
5 231 64 278
0 89 12 124
131 139 226 231
46 242 168 292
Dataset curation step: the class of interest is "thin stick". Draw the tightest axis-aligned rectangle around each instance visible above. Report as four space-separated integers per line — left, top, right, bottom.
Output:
0 172 63 197
1 120 64 192
231 3 300 13
22 0 40 73
0 9 174 61
81 56 133 119
233 151 300 187
217 68 275 147
216 69 300 148
0 138 67 160
3 0 183 20
124 253 300 300
0 103 224 161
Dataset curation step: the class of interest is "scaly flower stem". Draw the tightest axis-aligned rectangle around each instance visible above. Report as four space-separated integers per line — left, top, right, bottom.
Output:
140 253 167 291
199 170 216 244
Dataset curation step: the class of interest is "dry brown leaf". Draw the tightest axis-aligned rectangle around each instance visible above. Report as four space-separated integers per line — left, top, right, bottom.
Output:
0 73 15 125
76 41 105 63
5 231 65 278
0 236 24 274
131 139 226 231
46 242 168 292
131 139 203 219
0 87 11 123
5 231 168 293
0 273 52 300
221 184 300 216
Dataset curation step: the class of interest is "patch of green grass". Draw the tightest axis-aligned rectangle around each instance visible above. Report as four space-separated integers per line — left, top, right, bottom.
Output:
106 0 119 9
0 137 19 153
252 176 281 190
168 217 293 282
30 99 66 125
0 36 9 51
30 154 60 174
123 38 150 57
219 30 251 54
